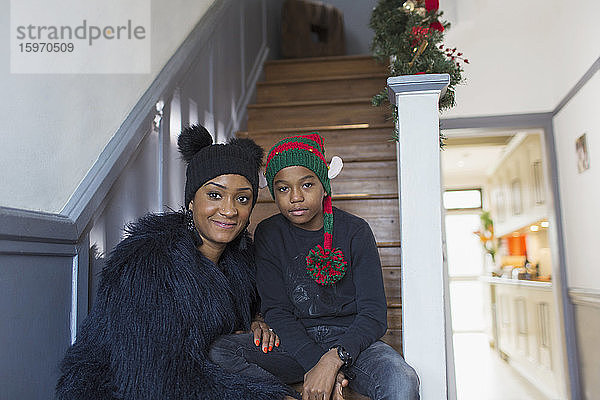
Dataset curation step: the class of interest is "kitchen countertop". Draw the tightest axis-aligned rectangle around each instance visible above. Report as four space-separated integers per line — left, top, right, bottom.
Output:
480 276 552 289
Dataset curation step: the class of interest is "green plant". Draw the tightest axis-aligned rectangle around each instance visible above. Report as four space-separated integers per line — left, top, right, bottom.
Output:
370 0 467 144
474 211 499 263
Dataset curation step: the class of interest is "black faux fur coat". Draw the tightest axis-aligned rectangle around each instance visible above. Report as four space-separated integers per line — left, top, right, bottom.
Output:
56 212 291 400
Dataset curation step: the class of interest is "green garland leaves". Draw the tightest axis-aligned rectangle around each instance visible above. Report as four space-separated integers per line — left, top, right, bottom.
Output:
370 0 467 144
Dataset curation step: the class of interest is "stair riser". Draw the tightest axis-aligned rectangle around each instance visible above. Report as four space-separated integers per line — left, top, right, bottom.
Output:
378 247 401 267
326 142 395 162
257 76 386 103
382 329 402 353
336 161 397 180
333 198 399 217
247 102 390 131
386 302 402 326
383 267 401 305
265 58 387 81
333 179 398 195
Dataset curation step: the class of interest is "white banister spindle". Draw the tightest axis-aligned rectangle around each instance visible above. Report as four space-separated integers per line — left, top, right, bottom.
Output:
387 74 455 400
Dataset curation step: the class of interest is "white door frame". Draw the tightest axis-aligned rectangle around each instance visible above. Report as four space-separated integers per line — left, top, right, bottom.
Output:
439 114 581 399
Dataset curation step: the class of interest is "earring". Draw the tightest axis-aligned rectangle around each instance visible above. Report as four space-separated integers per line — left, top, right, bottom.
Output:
237 221 251 251
185 209 203 246
185 209 195 232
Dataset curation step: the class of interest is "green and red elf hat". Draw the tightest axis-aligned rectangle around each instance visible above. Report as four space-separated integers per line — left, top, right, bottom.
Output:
264 133 346 286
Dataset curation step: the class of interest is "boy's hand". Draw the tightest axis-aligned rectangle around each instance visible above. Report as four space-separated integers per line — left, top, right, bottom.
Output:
302 348 344 400
250 320 280 353
332 371 348 400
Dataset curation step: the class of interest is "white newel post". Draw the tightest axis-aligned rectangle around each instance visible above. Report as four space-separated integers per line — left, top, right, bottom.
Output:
387 75 456 400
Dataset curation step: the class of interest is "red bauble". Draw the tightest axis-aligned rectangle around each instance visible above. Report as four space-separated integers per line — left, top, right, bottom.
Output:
425 0 439 11
430 21 444 32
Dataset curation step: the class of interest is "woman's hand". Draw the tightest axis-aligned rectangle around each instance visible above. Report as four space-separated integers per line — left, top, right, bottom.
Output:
250 319 280 353
302 348 344 400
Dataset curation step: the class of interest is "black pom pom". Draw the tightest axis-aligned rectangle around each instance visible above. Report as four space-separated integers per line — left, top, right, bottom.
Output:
177 124 213 164
229 137 264 170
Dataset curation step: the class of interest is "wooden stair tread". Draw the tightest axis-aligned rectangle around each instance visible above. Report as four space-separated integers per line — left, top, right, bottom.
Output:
257 72 388 86
264 55 386 81
334 155 395 163
252 135 394 148
247 103 390 131
377 241 401 248
238 123 393 136
256 76 386 104
247 97 373 109
265 54 378 65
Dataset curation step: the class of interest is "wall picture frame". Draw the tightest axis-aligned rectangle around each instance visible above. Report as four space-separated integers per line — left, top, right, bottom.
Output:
576 133 590 173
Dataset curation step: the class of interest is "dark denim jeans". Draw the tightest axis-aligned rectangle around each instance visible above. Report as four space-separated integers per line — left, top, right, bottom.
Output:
209 325 420 400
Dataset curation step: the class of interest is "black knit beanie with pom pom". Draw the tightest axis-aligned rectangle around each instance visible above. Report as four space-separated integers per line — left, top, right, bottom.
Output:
177 124 264 208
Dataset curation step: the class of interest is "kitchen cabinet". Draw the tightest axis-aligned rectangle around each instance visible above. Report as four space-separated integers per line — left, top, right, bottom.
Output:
488 278 564 399
485 133 547 237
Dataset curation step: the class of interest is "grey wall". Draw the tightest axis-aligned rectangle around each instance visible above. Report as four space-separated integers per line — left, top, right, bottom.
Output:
0 0 217 214
0 0 275 397
265 0 376 58
570 292 600 400
320 0 377 55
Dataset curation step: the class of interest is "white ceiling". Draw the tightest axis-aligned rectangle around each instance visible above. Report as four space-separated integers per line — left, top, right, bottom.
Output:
441 144 506 187
441 128 544 188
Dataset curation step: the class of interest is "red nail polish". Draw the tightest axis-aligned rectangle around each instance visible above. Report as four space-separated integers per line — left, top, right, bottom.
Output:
275 343 279 347
263 347 267 353
269 346 273 351
255 340 259 346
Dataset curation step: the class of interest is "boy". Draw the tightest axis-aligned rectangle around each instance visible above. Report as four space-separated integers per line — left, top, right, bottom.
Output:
255 134 420 399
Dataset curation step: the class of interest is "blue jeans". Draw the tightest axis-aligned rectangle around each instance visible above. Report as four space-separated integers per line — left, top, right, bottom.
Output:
209 325 420 400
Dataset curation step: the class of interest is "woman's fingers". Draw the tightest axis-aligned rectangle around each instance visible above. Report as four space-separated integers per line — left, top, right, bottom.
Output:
251 322 262 347
267 330 275 352
261 327 270 353
251 321 279 352
274 333 280 348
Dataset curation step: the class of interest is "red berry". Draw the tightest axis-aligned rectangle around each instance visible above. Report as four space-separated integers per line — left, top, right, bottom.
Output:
457 52 462 56
464 59 470 63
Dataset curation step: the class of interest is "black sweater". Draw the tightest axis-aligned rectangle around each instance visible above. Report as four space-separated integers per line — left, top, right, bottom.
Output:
255 208 387 372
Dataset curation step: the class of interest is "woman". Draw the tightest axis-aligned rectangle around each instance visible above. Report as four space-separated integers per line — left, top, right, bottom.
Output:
55 125 293 400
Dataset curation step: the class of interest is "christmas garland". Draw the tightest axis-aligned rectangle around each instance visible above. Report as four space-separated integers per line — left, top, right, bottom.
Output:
370 0 468 144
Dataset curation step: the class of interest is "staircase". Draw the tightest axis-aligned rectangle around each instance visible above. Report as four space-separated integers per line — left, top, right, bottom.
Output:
239 54 401 398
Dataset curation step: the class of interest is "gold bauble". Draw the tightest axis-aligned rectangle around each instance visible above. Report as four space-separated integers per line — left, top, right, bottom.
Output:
402 1 415 12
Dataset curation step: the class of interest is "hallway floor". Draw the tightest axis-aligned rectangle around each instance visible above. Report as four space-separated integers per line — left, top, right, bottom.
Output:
453 333 549 400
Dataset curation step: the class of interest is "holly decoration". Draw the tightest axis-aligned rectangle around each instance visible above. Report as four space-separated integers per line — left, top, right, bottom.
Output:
370 0 468 145
306 244 347 286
